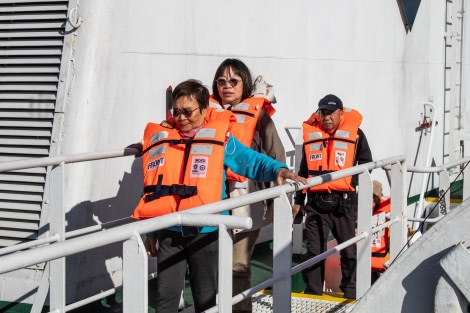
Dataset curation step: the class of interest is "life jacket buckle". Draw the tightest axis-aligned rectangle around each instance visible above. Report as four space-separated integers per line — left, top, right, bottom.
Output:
170 184 197 198
171 184 187 196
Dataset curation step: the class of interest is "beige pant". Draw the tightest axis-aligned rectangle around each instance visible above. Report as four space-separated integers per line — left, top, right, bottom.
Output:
232 229 261 313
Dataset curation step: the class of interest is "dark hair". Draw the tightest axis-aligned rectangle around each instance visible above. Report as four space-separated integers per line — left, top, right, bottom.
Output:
373 195 381 212
172 79 209 111
211 58 253 104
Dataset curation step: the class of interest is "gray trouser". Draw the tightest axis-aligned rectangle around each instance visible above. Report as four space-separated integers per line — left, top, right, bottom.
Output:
232 229 261 313
155 229 219 313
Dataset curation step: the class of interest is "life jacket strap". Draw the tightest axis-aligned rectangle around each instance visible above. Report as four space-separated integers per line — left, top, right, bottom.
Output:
371 251 388 258
144 183 197 202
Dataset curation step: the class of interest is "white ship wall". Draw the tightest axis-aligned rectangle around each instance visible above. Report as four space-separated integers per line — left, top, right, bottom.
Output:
64 0 468 185
5 0 469 304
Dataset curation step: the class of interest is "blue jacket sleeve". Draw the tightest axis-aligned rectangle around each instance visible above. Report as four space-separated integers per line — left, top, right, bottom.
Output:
224 135 288 182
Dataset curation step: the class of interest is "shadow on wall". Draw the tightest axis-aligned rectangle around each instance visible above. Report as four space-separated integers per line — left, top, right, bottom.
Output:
62 157 144 304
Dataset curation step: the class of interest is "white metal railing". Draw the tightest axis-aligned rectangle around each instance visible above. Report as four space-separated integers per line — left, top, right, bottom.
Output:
0 216 135 257
7 153 469 312
0 148 139 173
415 102 437 231
0 150 410 313
403 156 470 229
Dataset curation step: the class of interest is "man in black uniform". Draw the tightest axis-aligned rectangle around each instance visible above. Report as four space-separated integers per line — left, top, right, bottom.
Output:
292 94 372 299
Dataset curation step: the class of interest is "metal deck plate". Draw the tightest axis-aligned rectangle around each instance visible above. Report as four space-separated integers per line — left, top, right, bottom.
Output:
252 291 355 313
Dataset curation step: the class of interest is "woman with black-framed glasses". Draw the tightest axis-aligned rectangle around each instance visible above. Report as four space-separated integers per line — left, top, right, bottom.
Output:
131 79 306 313
210 58 286 313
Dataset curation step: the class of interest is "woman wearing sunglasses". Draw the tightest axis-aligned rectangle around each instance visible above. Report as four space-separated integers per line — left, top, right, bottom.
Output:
132 79 306 313
210 58 286 313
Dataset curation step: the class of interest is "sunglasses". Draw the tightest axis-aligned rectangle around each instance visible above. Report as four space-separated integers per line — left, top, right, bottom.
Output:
172 106 199 118
215 78 241 88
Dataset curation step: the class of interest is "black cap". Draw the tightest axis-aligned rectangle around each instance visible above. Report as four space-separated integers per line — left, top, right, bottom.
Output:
318 94 343 111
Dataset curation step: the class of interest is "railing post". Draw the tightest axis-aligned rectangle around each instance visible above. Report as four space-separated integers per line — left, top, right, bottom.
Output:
49 163 66 312
464 161 470 200
356 171 372 298
389 161 408 262
218 223 233 312
272 192 292 313
123 232 148 313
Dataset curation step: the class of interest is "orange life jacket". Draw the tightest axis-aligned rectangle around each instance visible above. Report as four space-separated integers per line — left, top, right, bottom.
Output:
131 108 234 220
371 197 391 271
209 95 275 117
302 108 362 193
209 95 275 182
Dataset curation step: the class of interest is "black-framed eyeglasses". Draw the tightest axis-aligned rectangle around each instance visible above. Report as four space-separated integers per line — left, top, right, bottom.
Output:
215 78 241 87
172 106 199 118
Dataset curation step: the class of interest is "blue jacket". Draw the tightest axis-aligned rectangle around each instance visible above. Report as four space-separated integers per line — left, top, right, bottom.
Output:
166 134 287 233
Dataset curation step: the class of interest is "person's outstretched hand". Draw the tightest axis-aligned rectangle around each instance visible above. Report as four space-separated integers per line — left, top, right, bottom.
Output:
144 235 158 257
292 204 304 220
276 168 308 186
126 142 143 158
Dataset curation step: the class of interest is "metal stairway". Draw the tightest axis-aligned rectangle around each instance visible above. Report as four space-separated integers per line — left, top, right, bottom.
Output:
252 291 354 313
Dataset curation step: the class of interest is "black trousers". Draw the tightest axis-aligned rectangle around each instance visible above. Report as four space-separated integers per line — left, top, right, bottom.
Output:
302 198 357 296
155 229 219 313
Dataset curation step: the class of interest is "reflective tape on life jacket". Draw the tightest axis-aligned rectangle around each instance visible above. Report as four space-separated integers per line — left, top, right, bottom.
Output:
209 95 275 117
131 108 232 220
302 108 362 193
209 95 274 182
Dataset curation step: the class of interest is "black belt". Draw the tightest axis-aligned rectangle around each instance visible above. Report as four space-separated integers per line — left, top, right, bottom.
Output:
181 226 199 237
144 184 197 202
